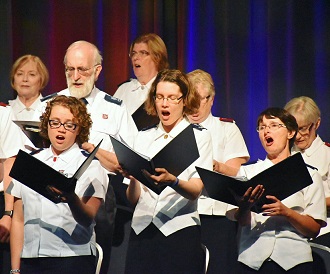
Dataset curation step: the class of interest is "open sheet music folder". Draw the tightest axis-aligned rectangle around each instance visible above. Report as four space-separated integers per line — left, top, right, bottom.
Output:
9 140 102 203
110 124 200 194
13 120 50 148
196 153 313 213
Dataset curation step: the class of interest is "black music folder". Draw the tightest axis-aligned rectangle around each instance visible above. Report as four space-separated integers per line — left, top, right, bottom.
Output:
196 153 313 212
9 140 102 203
14 120 50 148
110 124 200 194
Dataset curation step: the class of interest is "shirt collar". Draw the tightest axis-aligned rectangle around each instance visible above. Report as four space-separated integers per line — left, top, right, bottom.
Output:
48 143 81 164
81 86 97 105
131 76 156 92
11 94 42 113
293 135 322 157
154 116 190 141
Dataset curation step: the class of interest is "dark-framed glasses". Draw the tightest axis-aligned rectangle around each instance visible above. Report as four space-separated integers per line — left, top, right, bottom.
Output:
256 123 286 132
49 120 78 131
65 64 99 76
154 94 184 104
129 50 150 59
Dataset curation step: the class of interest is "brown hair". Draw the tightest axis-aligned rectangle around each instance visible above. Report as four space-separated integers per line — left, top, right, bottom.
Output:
39 95 92 146
145 69 200 116
129 33 169 71
11 55 49 91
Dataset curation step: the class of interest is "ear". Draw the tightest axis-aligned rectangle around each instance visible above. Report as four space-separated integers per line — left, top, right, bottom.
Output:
94 65 102 81
314 118 321 131
210 95 214 106
287 130 296 140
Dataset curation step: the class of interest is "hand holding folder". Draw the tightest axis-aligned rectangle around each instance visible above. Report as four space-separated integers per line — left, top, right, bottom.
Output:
196 153 313 212
110 125 200 194
9 140 102 203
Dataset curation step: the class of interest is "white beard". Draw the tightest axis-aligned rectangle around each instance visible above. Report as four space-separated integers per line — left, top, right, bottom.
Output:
67 73 95 99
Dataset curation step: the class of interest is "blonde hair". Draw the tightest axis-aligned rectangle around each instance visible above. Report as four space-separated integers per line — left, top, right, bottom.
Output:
187 69 215 97
284 96 320 124
11 55 49 91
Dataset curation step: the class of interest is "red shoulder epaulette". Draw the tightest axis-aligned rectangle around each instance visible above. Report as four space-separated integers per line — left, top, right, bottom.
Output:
0 102 8 107
219 117 234 123
324 142 330 147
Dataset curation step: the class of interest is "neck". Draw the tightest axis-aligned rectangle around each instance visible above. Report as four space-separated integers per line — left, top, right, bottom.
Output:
268 149 291 164
18 94 40 108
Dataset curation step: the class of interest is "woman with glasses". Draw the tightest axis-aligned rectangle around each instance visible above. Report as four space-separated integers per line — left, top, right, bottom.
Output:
285 96 330 247
9 95 108 274
227 107 326 273
114 33 169 130
123 69 213 274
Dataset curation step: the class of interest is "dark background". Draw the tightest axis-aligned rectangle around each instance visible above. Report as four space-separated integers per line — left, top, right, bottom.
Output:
1 0 329 161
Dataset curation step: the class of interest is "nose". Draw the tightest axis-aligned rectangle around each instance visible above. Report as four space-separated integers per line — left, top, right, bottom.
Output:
161 98 169 107
264 125 271 133
72 69 81 81
23 74 28 82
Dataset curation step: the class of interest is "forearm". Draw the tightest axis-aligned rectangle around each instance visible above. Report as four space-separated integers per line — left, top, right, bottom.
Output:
171 177 203 200
82 143 119 173
126 178 141 206
326 197 330 208
234 207 252 226
3 157 15 211
96 149 119 172
67 195 101 227
286 209 321 238
10 199 24 270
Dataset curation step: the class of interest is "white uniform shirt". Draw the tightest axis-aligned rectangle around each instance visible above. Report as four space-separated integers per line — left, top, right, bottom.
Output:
292 135 330 236
234 157 326 271
131 118 213 236
198 113 250 216
114 77 156 115
9 143 108 258
34 87 138 152
0 106 25 191
8 94 43 120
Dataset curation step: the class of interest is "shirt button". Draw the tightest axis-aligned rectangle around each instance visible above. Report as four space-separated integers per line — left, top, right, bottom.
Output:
164 135 168 139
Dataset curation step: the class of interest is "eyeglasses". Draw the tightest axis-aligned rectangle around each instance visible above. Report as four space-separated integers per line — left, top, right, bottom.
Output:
49 120 78 131
298 123 314 135
65 64 99 76
154 94 184 104
129 50 150 59
256 123 286 132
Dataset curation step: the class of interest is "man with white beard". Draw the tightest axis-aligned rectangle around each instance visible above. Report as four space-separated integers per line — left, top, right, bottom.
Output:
34 40 138 274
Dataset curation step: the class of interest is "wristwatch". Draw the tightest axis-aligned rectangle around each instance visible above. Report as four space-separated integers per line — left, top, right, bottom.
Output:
3 210 13 217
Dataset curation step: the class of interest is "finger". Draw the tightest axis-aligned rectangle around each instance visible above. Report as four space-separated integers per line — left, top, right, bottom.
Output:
266 195 278 202
142 169 152 178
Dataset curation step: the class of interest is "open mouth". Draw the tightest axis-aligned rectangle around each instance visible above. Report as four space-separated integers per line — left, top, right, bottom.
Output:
134 64 141 68
56 135 65 141
265 136 274 145
161 110 170 117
